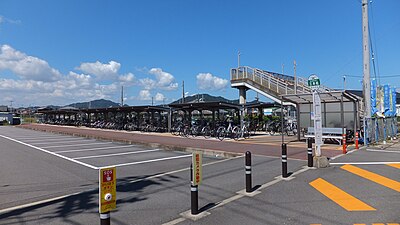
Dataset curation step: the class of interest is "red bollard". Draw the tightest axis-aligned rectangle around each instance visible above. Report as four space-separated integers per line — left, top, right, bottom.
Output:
342 133 347 154
355 132 359 150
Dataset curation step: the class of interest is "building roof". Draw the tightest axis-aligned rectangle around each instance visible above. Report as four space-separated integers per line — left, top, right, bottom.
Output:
281 91 361 105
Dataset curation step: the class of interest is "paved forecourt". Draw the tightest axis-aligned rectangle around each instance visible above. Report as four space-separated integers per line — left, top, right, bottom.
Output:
0 126 307 224
2 126 397 224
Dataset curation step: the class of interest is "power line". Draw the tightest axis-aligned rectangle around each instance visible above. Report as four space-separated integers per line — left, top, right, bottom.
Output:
344 74 400 78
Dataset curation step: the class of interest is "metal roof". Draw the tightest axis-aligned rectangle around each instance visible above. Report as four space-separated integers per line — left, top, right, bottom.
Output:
281 91 361 104
169 101 241 110
39 105 170 114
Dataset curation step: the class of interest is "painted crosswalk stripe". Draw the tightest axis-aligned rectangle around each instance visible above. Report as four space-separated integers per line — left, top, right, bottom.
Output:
388 164 400 169
309 178 376 211
341 164 400 192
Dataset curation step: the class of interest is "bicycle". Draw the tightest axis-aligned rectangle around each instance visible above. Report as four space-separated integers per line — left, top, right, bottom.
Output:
232 122 250 140
216 121 235 141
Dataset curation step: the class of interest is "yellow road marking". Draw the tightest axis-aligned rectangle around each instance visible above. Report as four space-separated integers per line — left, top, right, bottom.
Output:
354 224 366 225
372 224 384 225
341 164 400 192
388 164 400 169
309 178 376 211
387 223 400 225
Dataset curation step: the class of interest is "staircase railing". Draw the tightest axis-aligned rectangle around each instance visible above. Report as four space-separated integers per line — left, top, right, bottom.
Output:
231 66 335 96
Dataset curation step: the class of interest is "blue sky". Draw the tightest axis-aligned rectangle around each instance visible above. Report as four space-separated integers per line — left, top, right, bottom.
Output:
0 0 399 107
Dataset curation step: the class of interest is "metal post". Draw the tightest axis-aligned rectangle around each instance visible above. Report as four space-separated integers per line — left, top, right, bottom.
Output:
100 212 110 225
190 164 198 215
307 138 313 167
294 60 297 94
342 133 347 154
355 132 359 149
282 144 288 178
245 151 252 193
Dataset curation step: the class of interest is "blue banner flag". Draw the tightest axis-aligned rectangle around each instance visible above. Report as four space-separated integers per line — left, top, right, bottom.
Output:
384 85 390 117
371 79 377 116
391 87 397 117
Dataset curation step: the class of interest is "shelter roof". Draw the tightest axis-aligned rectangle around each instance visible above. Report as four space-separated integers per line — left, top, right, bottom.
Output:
169 101 241 110
281 91 361 105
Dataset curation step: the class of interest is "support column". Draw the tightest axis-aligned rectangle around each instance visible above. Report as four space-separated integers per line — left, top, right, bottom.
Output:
239 88 247 105
239 88 247 128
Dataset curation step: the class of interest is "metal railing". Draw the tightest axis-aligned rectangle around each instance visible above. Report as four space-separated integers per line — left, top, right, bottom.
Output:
231 66 335 96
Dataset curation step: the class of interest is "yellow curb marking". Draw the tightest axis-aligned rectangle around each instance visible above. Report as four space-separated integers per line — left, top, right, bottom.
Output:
387 164 400 169
341 164 400 192
309 178 376 211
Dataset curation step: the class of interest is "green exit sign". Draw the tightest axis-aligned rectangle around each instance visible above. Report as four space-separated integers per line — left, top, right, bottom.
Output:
308 79 320 87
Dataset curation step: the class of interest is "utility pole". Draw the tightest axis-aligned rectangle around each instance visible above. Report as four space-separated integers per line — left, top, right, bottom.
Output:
182 81 185 103
282 63 284 75
238 51 241 68
293 60 297 94
10 100 13 113
151 96 154 106
121 86 124 107
362 0 371 118
343 75 346 91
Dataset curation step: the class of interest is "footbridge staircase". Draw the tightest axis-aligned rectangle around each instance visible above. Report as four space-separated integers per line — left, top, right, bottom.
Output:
230 66 335 104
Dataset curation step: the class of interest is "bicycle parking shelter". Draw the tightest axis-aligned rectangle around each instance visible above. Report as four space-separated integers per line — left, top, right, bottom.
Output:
168 101 242 130
281 90 362 141
39 105 171 130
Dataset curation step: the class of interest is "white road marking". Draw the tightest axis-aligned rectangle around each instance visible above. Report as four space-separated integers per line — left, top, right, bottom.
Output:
44 142 113 148
0 157 239 215
162 218 186 225
329 149 357 160
8 136 64 140
15 136 77 141
163 162 311 224
99 154 192 168
330 161 400 165
29 139 94 145
0 134 98 169
366 149 400 153
128 156 242 184
54 145 136 153
72 149 161 160
0 191 83 214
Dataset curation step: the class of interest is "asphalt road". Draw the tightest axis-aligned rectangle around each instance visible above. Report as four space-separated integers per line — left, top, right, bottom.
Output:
0 126 399 225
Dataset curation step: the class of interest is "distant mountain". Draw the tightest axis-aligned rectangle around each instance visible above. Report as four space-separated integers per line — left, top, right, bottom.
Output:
65 99 122 109
170 93 236 104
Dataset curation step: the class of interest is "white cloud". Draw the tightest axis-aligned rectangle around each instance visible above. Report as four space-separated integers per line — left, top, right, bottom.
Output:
196 73 228 90
138 90 151 101
139 68 178 91
0 69 120 106
154 92 165 101
0 45 178 106
118 73 136 86
0 45 62 81
76 60 120 80
139 77 157 90
0 15 21 25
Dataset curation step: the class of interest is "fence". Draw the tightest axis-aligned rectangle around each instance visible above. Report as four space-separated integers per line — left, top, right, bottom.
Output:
365 117 398 145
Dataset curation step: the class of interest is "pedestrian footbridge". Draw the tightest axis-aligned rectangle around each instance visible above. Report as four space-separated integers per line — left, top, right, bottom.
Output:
230 66 334 104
